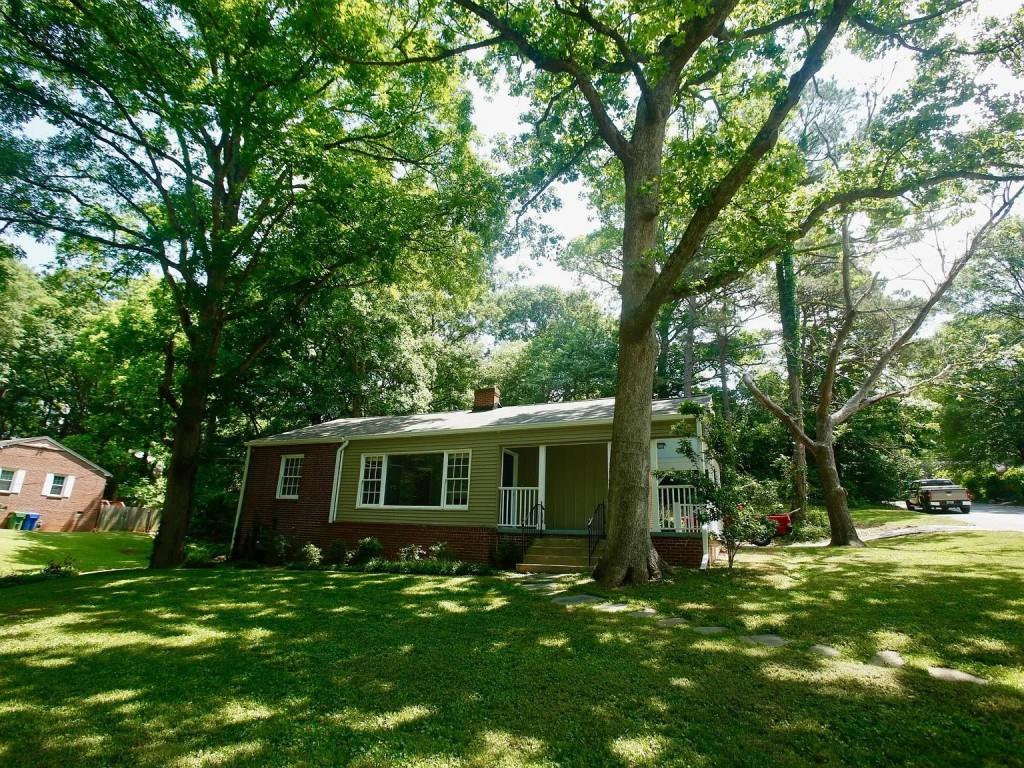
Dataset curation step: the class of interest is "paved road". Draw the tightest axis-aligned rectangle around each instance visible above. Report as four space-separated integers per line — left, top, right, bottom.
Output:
892 501 1024 533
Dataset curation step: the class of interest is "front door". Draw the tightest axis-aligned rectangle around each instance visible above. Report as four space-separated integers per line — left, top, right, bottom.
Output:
501 450 517 487
544 443 608 531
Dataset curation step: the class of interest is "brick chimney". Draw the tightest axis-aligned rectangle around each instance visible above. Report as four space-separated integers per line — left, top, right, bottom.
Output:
472 386 502 412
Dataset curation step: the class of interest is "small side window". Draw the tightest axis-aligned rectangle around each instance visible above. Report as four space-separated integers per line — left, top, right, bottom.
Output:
276 455 304 499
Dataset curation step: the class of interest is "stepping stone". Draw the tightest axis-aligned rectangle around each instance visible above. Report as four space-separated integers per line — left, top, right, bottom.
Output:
810 644 842 658
927 667 988 685
552 594 603 606
523 584 564 593
593 602 633 613
869 650 905 668
693 626 727 635
626 608 658 618
740 634 789 648
657 617 688 627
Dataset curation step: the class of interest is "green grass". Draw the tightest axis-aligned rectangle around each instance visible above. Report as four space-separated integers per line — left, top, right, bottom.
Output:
848 504 969 529
0 533 1021 768
0 529 153 575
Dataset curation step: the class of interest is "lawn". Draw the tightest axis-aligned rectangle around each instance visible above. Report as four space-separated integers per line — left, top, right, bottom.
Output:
0 533 1021 768
0 529 153 575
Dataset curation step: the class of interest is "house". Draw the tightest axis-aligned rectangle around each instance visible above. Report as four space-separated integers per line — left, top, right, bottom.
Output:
231 388 716 571
0 437 112 531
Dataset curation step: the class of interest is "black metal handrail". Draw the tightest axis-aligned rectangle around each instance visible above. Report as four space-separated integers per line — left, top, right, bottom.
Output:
587 502 606 566
521 501 545 563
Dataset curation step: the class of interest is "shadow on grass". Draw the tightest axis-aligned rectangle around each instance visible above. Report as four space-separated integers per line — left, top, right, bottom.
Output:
0 534 1021 767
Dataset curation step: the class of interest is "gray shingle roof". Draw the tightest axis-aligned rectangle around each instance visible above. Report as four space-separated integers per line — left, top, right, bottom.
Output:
248 395 710 446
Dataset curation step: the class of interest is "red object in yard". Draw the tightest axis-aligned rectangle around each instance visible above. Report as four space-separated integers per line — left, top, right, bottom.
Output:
767 511 793 537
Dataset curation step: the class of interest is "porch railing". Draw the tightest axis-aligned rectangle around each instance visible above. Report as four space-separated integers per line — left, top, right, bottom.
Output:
499 486 542 529
587 502 606 566
655 484 702 533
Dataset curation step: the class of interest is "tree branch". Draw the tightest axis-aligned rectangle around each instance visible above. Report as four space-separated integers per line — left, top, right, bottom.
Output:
742 371 817 452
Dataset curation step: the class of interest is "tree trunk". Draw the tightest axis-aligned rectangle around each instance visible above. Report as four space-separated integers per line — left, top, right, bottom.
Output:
150 329 219 568
654 307 671 397
683 297 696 398
593 325 668 585
595 101 671 586
776 253 807 518
716 325 730 424
815 438 863 547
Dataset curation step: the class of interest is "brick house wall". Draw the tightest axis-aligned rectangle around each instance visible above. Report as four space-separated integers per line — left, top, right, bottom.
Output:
0 443 109 531
235 443 714 568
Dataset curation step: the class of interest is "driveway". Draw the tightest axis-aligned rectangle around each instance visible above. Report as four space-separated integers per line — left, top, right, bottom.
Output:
892 501 1024 533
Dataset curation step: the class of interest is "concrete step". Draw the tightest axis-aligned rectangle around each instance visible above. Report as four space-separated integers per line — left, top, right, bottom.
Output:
522 553 597 566
516 562 594 574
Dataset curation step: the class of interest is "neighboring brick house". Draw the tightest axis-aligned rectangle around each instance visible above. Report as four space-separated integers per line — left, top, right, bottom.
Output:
0 437 112 531
232 389 720 572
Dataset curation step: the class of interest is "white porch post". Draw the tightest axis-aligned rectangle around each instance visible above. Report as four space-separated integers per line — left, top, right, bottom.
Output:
538 445 546 530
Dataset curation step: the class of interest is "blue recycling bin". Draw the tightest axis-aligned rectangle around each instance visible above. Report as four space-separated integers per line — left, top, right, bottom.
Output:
21 512 41 531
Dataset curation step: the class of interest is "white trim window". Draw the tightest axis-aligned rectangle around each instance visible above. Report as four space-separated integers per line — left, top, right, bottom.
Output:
358 455 385 506
42 473 75 498
445 451 471 507
276 455 304 499
357 450 471 510
0 467 26 494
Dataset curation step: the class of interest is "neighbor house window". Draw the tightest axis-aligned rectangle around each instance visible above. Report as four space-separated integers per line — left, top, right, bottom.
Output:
42 473 75 498
276 455 304 499
0 468 25 495
358 451 471 509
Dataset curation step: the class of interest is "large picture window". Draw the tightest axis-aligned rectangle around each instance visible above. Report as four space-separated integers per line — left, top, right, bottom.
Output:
358 450 471 509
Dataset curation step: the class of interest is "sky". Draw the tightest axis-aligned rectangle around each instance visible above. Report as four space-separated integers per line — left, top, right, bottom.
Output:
10 0 1023 308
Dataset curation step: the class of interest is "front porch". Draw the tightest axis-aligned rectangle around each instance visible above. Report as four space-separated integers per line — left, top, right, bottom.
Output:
497 442 705 535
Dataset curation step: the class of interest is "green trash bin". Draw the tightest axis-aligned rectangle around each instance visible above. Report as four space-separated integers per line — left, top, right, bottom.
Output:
7 512 26 530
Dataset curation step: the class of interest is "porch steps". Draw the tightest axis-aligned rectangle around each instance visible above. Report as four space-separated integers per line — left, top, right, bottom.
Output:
516 537 604 574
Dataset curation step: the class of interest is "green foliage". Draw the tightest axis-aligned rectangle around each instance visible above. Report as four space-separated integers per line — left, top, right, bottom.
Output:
493 539 521 570
349 536 384 566
788 506 831 543
294 543 324 570
323 540 348 568
397 543 428 562
352 557 492 576
485 287 617 405
183 540 229 568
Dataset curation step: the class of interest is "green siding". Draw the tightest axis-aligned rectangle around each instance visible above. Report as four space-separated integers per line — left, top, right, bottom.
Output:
334 415 695 527
545 442 608 530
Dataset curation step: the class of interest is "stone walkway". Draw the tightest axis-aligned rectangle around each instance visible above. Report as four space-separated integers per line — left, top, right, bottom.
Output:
509 574 990 686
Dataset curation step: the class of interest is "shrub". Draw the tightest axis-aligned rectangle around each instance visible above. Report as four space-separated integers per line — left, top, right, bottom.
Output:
493 539 521 570
349 536 384 565
294 542 323 570
428 542 457 561
324 540 348 566
788 507 830 542
398 543 427 562
353 557 493 576
183 540 228 567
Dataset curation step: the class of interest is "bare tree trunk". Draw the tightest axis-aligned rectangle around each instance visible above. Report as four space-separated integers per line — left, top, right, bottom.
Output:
150 365 213 567
150 322 220 568
716 325 731 424
683 296 696 398
596 105 671 586
776 253 807 517
654 307 671 398
816 436 863 546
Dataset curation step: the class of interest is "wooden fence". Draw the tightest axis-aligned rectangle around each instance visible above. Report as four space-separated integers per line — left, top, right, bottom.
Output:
97 505 160 533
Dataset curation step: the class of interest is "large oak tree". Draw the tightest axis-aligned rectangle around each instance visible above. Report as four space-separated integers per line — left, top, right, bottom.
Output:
0 0 501 566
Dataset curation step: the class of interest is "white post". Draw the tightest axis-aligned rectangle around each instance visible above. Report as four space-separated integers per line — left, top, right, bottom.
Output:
538 445 546 530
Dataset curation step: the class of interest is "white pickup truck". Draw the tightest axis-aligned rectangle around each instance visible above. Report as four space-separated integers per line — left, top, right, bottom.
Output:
905 479 972 514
